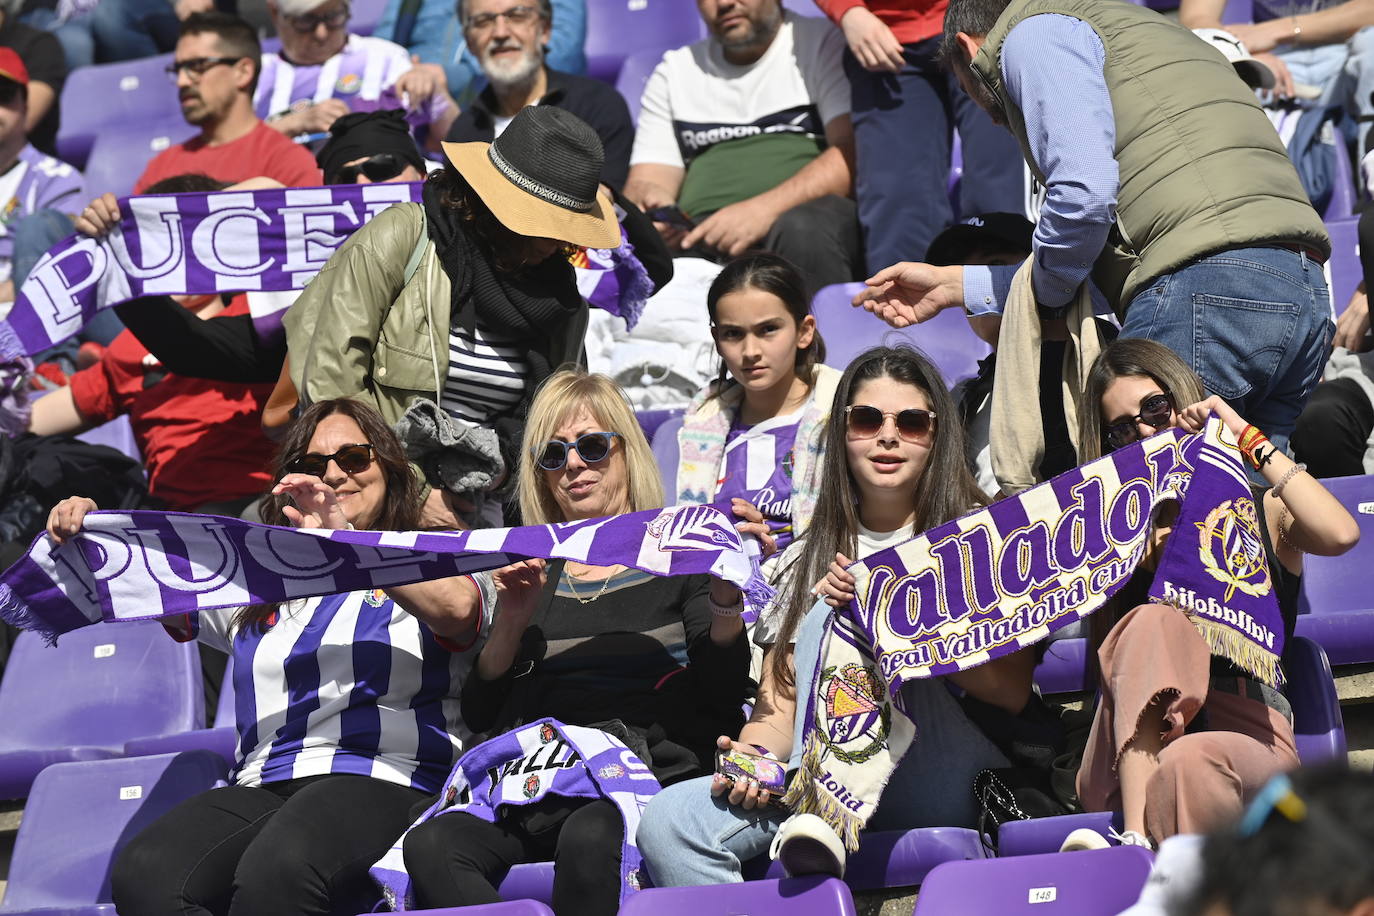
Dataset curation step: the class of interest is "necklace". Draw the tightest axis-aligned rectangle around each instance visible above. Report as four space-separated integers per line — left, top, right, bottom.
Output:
564 565 618 605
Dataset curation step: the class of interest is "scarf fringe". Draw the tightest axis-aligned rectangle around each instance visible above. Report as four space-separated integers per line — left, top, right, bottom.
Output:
0 583 60 646
781 733 865 853
1187 614 1285 687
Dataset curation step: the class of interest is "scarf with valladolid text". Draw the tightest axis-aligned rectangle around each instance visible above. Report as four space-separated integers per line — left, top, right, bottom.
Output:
0 183 649 362
370 720 659 910
782 416 1285 848
0 503 771 642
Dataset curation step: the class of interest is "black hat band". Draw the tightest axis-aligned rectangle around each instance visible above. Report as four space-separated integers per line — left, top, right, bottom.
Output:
487 144 594 213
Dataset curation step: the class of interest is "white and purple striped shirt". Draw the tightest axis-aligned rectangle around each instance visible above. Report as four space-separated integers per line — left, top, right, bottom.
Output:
184 576 493 792
0 145 85 284
255 34 451 139
717 408 804 553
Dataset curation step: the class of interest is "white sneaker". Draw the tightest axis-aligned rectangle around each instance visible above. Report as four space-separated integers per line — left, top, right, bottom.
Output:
769 813 847 878
1110 827 1156 850
1059 827 1111 852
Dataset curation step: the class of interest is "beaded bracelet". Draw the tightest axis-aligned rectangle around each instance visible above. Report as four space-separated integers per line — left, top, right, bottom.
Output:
709 595 743 618
1271 463 1308 500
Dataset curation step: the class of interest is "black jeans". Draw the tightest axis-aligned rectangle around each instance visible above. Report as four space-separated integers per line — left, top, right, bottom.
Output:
1293 376 1374 477
111 774 428 916
402 798 624 916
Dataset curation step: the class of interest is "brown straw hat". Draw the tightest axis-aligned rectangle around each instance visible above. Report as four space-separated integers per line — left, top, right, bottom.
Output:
442 107 622 250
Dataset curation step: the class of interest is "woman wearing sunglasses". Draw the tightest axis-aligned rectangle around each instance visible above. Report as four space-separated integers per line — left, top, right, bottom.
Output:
677 253 836 558
1066 338 1358 852
398 368 758 915
47 398 494 916
640 346 1039 883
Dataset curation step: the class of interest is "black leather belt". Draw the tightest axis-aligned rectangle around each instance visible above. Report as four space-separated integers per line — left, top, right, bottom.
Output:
1210 675 1293 727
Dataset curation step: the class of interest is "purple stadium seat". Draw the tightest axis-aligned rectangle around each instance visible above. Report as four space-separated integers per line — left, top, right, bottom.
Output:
620 877 856 916
1295 474 1374 664
997 811 1122 859
745 826 986 890
76 416 143 464
781 0 822 15
0 751 227 915
83 121 193 200
56 55 182 170
0 622 203 799
615 46 671 124
350 0 388 35
810 283 992 388
1326 217 1361 317
1033 635 1091 695
651 413 685 499
1221 0 1253 22
366 904 555 916
1326 140 1358 221
124 657 238 768
913 846 1154 914
635 407 683 443
584 0 706 84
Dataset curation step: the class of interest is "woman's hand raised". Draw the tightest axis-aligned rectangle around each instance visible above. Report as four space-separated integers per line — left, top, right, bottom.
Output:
1177 395 1248 439
493 559 547 630
272 474 350 530
730 498 776 560
47 496 98 545
812 553 856 608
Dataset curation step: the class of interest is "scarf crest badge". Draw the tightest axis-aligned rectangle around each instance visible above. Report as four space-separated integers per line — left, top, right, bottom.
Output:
784 416 1284 848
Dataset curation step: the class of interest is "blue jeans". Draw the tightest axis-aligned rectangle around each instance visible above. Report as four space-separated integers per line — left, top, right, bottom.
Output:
1119 245 1333 457
20 8 96 69
846 36 1027 272
636 600 1009 887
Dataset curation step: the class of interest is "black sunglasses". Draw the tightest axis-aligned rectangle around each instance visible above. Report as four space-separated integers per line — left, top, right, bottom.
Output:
287 443 375 478
533 432 621 471
334 152 410 184
1104 391 1174 450
845 405 937 442
164 56 243 81
285 4 349 31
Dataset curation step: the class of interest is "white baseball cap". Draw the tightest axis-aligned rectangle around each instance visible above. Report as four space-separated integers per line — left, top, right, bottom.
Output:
1194 27 1276 90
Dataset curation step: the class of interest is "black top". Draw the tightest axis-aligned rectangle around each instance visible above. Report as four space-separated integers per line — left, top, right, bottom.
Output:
445 69 635 191
113 296 286 384
462 563 750 785
0 17 65 156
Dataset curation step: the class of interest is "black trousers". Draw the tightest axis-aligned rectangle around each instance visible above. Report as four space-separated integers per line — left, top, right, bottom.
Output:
1293 376 1374 478
402 798 624 916
111 773 427 916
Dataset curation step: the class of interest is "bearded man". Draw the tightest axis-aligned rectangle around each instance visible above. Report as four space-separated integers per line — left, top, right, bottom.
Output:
443 0 634 189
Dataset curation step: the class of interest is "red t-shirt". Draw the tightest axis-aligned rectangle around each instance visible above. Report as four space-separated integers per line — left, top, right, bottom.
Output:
815 0 947 47
68 295 278 509
135 121 321 193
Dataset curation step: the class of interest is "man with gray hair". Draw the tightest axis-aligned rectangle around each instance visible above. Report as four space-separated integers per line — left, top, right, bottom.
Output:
256 0 459 152
444 0 633 188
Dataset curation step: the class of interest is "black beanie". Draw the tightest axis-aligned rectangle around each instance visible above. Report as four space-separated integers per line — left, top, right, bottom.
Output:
317 109 426 183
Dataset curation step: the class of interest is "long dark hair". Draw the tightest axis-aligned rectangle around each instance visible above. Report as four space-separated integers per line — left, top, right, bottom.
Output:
433 167 575 273
236 398 421 632
705 252 826 397
767 346 986 692
1077 338 1206 462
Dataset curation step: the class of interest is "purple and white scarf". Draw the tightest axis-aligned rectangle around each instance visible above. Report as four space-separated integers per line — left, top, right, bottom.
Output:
783 416 1285 848
0 183 647 361
0 503 772 643
371 719 659 910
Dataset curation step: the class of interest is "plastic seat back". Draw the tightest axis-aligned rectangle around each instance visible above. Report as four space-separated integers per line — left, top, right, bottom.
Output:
620 876 856 916
914 846 1154 914
1326 217 1361 318
615 46 670 124
651 414 685 500
0 751 227 913
1294 474 1374 663
1285 635 1347 763
810 283 991 387
56 55 181 170
83 122 191 200
584 0 706 83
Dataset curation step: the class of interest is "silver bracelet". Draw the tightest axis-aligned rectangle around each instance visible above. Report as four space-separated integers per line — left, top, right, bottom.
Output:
709 595 743 618
1271 463 1307 500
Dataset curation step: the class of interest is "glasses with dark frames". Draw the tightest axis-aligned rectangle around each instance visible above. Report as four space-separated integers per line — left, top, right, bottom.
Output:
533 432 621 471
1104 390 1174 450
164 56 244 81
844 405 937 442
286 443 375 478
284 4 349 31
464 4 541 30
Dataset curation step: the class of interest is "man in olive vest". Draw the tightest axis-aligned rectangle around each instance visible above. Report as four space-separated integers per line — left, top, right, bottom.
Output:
853 0 1332 455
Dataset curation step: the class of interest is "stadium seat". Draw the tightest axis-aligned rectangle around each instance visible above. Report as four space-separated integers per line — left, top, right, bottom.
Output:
0 750 228 915
83 121 192 200
350 0 388 35
0 622 203 799
1002 634 1344 857
615 46 670 124
635 407 683 444
651 413 685 499
780 0 821 15
1326 216 1361 317
584 0 706 84
1295 474 1374 664
123 656 238 768
1033 634 1091 695
76 415 143 465
744 826 987 890
1326 140 1358 221
369 904 555 915
620 877 856 916
912 845 1154 914
1221 0 1253 22
56 55 181 170
810 283 992 388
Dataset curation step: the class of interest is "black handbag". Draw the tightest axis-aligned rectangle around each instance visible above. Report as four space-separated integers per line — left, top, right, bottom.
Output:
973 766 1070 854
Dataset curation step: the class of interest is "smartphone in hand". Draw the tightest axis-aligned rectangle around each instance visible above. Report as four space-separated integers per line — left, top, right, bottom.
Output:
715 747 788 802
647 205 695 230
